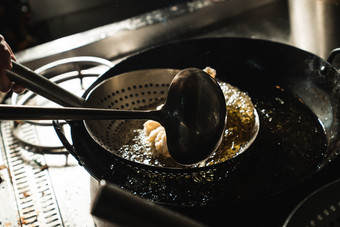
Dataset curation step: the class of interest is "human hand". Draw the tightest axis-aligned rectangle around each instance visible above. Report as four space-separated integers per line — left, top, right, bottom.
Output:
0 35 26 94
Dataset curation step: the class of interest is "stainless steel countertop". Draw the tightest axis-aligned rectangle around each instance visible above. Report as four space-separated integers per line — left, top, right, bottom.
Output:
15 0 287 69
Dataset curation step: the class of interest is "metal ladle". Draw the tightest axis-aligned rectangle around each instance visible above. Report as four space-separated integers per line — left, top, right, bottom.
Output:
5 62 226 165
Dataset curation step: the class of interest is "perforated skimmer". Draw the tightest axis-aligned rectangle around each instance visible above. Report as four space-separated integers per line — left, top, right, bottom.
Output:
84 69 175 153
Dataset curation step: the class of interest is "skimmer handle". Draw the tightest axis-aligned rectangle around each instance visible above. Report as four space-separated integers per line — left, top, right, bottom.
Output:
6 61 86 107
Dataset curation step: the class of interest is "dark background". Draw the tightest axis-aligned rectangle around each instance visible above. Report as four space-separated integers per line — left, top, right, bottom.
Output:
0 0 188 52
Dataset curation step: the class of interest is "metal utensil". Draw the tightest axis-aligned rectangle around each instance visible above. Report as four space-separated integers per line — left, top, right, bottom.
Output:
289 0 340 59
6 62 226 165
91 180 206 227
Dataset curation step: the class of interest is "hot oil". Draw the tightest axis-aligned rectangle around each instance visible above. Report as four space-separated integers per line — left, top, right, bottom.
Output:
203 82 256 166
249 85 328 180
115 80 327 173
116 81 257 168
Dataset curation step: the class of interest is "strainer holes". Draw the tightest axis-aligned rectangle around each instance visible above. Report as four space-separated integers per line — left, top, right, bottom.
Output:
139 85 143 89
115 100 118 103
124 95 128 99
144 84 149 88
105 132 110 142
142 99 146 103
149 83 154 87
129 94 133 98
160 91 165 95
147 91 151 95
116 90 120 94
141 92 145 95
120 105 125 108
135 93 139 97
133 85 137 89
155 84 159 87
127 87 131 91
121 88 125 93
153 91 157 94
110 120 124 136
125 103 129 107
112 126 119 134
111 92 116 96
108 121 114 128
119 97 123 101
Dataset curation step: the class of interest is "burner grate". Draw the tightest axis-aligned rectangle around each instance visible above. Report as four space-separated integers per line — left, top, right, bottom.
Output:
0 56 111 226
1 121 63 227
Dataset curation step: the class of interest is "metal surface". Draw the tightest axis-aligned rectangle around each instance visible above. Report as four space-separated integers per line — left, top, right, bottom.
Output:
159 68 226 164
0 120 95 226
28 0 193 40
0 139 19 226
288 0 340 59
91 181 205 227
1 121 63 226
284 178 340 227
15 0 278 69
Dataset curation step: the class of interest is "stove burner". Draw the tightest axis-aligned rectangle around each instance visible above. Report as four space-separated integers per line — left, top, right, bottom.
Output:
10 57 113 157
0 56 112 226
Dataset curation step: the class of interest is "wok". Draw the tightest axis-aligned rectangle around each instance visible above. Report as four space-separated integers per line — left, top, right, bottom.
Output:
54 37 340 207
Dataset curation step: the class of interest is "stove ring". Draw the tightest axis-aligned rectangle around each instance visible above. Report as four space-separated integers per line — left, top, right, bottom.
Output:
10 56 114 154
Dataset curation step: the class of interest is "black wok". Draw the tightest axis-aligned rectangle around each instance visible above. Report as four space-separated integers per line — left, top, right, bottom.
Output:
54 37 340 207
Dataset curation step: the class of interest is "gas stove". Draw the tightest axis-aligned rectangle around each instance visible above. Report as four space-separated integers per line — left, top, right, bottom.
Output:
0 56 113 226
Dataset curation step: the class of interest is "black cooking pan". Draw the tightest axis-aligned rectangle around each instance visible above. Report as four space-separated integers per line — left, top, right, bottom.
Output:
54 37 340 207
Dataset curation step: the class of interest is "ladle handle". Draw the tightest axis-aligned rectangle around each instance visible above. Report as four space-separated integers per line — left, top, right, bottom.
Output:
0 105 162 121
91 181 206 227
6 61 85 107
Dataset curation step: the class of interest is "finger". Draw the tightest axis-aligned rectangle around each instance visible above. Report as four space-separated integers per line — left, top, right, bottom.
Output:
0 69 12 92
12 83 26 94
0 40 12 69
5 42 16 64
